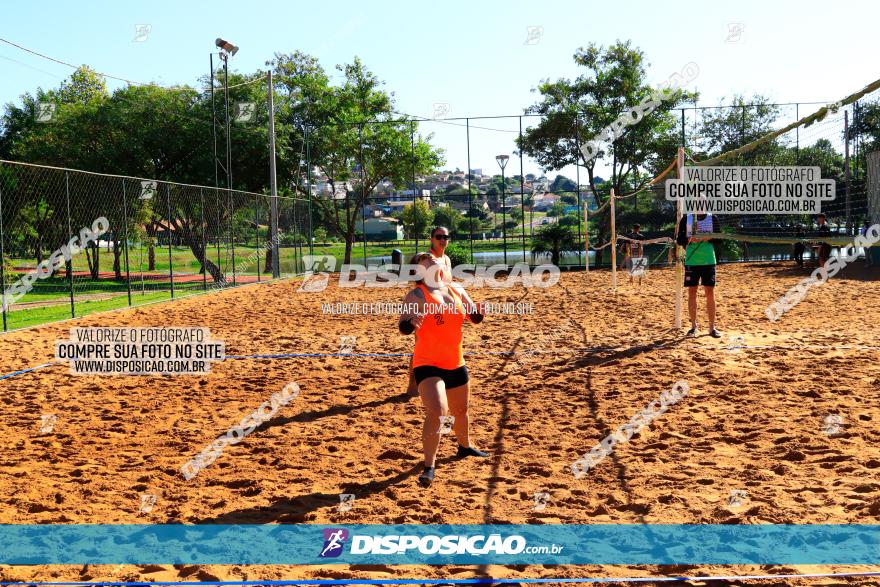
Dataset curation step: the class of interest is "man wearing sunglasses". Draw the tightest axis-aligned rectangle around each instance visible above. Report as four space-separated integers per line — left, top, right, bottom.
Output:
405 226 481 395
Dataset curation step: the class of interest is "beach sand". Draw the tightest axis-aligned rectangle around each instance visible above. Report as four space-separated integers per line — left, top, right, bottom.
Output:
1 262 878 584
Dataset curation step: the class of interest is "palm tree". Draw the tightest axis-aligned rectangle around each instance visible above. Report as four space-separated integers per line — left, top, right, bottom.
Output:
531 223 576 266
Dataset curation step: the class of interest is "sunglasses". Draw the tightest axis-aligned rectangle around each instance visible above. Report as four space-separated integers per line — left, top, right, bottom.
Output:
432 235 451 241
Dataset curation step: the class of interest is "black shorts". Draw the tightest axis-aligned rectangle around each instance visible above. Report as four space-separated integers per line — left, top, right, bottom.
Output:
413 365 469 388
684 264 716 287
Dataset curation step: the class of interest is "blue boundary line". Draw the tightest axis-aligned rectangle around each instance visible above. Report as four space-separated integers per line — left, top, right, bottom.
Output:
0 345 880 382
225 353 413 359
0 350 540 380
2 341 874 381
0 360 60 381
3 573 880 585
223 350 549 359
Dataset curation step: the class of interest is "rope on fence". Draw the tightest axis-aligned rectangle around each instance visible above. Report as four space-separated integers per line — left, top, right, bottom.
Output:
693 232 877 247
693 76 880 166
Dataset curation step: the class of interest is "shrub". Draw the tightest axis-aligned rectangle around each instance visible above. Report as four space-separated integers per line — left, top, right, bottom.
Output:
444 242 473 266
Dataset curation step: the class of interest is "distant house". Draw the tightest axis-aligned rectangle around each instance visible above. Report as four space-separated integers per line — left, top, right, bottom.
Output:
391 189 431 203
358 217 404 241
532 193 560 212
314 181 353 200
361 204 383 218
499 195 522 213
385 200 411 212
449 199 489 213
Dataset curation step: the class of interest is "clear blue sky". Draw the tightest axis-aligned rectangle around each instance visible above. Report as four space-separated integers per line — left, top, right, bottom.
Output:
2 0 876 180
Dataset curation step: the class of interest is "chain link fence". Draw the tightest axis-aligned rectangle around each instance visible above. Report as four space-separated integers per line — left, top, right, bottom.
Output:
2 101 876 330
0 160 309 331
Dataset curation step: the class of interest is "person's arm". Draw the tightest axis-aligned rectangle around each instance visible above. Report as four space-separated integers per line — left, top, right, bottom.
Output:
448 280 474 306
447 280 483 324
445 253 480 309
676 217 689 247
465 300 484 324
399 288 426 335
709 216 722 247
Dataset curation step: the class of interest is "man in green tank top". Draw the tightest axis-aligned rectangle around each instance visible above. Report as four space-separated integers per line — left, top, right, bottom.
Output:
676 213 722 338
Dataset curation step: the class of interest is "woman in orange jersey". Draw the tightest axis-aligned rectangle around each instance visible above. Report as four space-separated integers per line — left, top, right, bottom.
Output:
398 252 487 487
404 226 477 396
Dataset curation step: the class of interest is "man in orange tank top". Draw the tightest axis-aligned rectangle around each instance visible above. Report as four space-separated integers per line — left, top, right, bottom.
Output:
399 252 487 487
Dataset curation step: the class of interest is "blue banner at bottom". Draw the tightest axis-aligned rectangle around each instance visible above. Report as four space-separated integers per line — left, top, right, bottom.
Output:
1 524 878 566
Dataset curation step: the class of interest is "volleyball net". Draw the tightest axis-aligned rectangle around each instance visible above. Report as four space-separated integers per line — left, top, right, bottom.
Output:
584 75 880 284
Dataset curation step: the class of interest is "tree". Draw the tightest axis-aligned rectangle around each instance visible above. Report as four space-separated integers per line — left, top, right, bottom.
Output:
58 67 107 104
531 223 576 266
2 53 444 284
401 200 433 238
849 99 880 154
695 95 781 164
518 40 695 265
558 213 580 228
795 138 845 182
444 183 477 197
464 203 492 231
0 59 373 282
509 206 524 224
0 64 274 283
550 174 576 193
443 241 472 265
281 55 443 263
1 66 113 279
432 205 463 234
485 175 517 207
547 202 567 218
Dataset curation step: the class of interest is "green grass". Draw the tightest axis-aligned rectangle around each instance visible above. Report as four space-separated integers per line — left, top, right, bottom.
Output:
319 237 547 260
7 233 563 277
5 291 172 330
1 231 567 331
9 245 284 276
7 232 571 287
2 269 268 331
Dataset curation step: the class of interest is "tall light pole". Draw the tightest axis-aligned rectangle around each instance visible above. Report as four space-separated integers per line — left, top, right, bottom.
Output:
209 52 222 274
496 154 509 266
213 38 238 189
267 69 280 278
215 38 238 284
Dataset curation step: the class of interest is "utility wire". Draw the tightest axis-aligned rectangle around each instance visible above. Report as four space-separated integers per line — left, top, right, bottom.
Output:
0 37 263 92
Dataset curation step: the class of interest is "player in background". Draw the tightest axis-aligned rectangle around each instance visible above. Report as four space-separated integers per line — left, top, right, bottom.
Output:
676 212 722 338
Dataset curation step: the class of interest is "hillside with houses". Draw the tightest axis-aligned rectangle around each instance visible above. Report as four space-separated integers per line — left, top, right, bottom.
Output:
305 168 597 240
